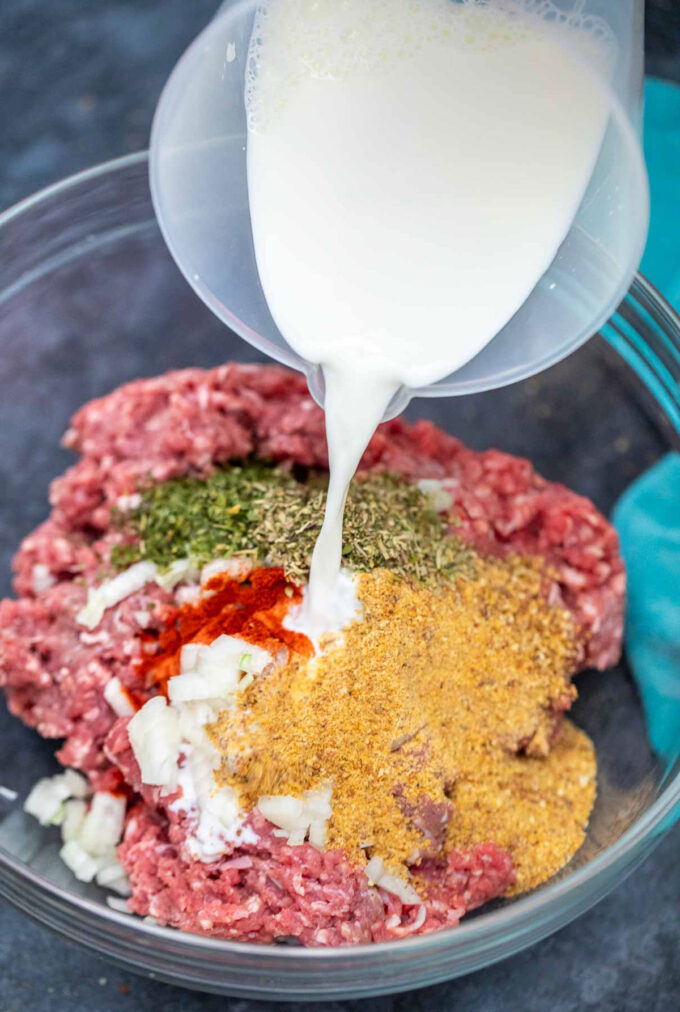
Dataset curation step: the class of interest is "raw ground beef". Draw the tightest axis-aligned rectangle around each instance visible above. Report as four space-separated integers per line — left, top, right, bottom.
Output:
0 578 174 778
99 713 516 943
0 363 624 944
117 801 514 945
107 717 515 945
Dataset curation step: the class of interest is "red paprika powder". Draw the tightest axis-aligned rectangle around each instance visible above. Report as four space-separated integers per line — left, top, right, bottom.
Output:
137 567 312 693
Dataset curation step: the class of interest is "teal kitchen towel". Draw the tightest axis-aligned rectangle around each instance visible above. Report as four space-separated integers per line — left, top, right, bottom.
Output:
613 454 680 761
612 79 680 763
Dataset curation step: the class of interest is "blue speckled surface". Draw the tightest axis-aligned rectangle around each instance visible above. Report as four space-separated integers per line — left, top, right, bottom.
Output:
1 2 679 1009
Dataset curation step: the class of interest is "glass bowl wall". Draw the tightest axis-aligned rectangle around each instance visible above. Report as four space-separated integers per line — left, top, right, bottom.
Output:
0 154 678 1000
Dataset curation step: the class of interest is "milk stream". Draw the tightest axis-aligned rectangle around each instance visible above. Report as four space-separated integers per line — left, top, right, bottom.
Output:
245 0 613 630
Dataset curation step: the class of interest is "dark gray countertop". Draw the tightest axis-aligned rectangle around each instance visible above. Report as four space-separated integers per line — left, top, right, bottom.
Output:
1 2 679 1010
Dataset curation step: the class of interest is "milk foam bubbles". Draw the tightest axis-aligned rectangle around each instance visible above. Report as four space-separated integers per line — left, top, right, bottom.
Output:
246 0 613 627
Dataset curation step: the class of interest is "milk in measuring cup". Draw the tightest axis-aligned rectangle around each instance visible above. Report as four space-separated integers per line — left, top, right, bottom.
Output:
245 0 614 629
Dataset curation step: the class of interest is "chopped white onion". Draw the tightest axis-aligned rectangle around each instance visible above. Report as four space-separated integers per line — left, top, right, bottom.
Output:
170 744 256 861
376 871 420 906
364 856 420 905
60 799 87 843
59 840 104 883
24 772 131 897
169 636 271 705
107 896 132 914
128 696 181 792
63 769 89 798
154 557 200 593
76 560 157 629
180 643 202 673
23 778 67 825
168 668 238 704
79 792 126 855
31 563 56 594
257 795 305 832
307 820 328 849
175 583 201 605
96 859 131 895
286 826 308 847
303 784 332 822
417 478 454 513
364 855 385 884
116 493 141 511
77 557 207 630
201 634 270 673
103 676 136 717
117 590 275 863
105 876 132 897
205 785 241 826
24 770 89 826
257 784 332 849
200 557 252 586
176 702 220 747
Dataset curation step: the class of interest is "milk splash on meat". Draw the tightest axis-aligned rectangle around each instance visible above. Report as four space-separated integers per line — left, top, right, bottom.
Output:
245 0 613 628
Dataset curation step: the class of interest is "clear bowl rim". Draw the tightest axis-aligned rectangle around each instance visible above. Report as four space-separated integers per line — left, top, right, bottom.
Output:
0 150 678 964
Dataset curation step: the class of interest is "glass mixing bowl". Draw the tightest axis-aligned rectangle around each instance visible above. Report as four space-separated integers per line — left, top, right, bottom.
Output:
0 153 678 1001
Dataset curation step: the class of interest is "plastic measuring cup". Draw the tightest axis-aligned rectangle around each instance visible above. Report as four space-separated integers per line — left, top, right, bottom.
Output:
149 0 649 415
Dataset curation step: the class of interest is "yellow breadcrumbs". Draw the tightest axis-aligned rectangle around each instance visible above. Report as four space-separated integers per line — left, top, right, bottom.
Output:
209 556 596 894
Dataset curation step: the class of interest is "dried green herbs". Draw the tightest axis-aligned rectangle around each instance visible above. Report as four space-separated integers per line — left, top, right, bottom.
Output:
111 462 474 584
110 463 286 570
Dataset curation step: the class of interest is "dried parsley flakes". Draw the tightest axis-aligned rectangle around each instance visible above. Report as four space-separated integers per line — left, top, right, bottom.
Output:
111 463 474 584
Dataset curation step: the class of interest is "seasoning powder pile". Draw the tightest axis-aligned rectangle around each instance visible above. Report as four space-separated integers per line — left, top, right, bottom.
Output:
204 559 595 894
